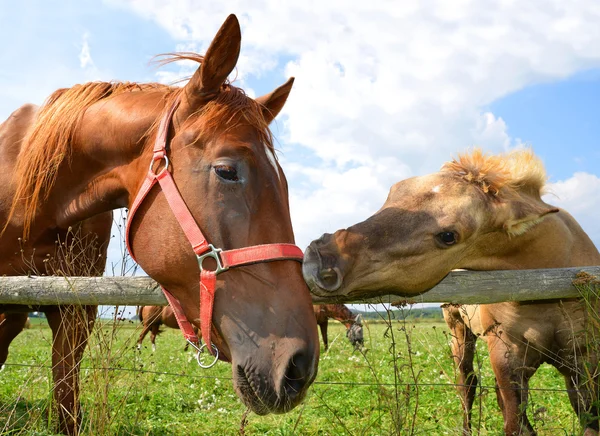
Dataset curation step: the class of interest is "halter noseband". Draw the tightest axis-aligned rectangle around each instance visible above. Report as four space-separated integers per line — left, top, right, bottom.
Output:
125 97 304 367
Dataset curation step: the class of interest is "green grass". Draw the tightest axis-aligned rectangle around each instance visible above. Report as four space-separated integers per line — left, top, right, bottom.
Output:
0 315 581 435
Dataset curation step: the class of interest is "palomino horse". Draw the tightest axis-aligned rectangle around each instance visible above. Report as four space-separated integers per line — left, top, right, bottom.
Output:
313 305 363 350
303 149 600 435
137 305 199 352
0 14 318 434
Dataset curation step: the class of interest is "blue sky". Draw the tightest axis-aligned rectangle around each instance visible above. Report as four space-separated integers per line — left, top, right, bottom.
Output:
1 2 600 316
490 70 600 181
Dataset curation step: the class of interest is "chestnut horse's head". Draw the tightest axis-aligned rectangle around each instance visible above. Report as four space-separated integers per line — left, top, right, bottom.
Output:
304 149 570 300
124 16 318 414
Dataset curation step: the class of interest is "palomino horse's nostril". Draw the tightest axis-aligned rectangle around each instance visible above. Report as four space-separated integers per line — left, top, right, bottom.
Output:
302 243 344 293
318 267 341 290
317 233 333 245
316 266 342 291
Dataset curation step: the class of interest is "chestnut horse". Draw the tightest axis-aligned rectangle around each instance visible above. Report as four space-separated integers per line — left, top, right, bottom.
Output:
313 305 363 350
0 14 318 434
137 305 199 352
303 149 600 435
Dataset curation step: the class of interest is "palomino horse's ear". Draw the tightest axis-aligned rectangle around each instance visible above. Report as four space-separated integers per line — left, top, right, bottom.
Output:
495 197 559 236
255 77 295 124
178 14 241 120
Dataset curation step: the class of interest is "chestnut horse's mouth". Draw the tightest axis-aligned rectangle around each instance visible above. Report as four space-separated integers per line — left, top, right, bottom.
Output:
233 358 311 415
234 366 277 415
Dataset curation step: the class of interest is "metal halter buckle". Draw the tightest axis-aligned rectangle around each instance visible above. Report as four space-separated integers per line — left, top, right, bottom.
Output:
197 244 229 274
186 339 219 369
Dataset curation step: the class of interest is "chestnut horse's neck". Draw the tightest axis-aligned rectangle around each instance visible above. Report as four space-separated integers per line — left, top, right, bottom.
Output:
19 87 174 240
325 304 356 328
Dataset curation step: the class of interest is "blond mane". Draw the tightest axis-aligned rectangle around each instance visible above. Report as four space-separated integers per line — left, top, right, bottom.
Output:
441 148 547 198
7 52 274 239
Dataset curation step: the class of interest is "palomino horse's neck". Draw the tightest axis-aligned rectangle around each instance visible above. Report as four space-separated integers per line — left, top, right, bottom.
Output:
48 90 172 230
464 211 600 271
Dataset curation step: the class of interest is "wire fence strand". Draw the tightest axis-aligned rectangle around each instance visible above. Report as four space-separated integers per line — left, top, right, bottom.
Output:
1 361 590 394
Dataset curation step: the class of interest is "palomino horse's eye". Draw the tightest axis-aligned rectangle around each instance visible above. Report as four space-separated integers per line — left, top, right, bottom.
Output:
214 165 239 182
437 231 457 246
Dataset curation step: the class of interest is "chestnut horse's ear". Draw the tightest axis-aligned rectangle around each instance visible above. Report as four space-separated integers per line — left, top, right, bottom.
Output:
494 197 559 236
255 77 295 124
178 14 241 120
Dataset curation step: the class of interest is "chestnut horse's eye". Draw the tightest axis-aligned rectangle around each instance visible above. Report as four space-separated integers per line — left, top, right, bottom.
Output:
214 165 239 182
437 231 457 246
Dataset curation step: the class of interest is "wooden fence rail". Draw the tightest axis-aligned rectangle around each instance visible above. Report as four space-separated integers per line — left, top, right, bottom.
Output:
0 266 599 307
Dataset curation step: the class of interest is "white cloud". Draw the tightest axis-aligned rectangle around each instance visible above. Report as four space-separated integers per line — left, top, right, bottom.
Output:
101 1 600 252
545 172 600 246
79 32 95 69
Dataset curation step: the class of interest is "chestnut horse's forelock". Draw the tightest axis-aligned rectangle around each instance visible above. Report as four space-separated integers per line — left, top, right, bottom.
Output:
5 52 276 240
441 148 548 198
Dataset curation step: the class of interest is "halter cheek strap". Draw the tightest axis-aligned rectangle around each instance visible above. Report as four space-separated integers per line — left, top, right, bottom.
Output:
125 96 304 364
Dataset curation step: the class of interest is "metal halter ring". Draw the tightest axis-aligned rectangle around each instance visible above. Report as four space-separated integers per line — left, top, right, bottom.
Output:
187 339 219 369
197 343 219 369
149 155 169 175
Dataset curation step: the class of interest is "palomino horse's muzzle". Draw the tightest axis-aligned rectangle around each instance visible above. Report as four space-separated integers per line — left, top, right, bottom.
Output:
303 234 344 295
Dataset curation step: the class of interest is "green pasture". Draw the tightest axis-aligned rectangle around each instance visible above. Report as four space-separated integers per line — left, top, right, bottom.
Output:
0 313 581 435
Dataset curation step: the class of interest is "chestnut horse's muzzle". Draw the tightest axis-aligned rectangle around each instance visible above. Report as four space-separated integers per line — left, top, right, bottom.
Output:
234 344 316 414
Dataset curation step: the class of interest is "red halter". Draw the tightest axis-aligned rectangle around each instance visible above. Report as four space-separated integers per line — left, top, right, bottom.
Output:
125 96 304 365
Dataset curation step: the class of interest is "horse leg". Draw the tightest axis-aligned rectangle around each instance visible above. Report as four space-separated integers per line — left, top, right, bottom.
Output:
443 306 478 434
137 323 152 350
561 367 599 435
150 324 159 353
194 324 200 343
0 312 29 370
487 335 538 436
46 305 97 436
319 321 328 350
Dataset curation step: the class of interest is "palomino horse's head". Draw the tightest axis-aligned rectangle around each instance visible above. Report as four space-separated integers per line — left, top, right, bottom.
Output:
304 149 565 299
121 16 318 413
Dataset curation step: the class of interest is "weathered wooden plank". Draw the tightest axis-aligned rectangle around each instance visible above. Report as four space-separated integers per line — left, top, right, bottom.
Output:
0 276 166 306
311 266 600 305
0 266 598 306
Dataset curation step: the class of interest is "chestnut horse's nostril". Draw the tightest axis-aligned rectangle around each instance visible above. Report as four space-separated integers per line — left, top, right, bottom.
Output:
282 351 310 401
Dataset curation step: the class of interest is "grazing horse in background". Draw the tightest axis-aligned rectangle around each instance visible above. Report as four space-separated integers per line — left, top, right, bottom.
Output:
303 149 600 436
137 305 199 352
313 305 363 350
0 14 318 435
139 304 364 353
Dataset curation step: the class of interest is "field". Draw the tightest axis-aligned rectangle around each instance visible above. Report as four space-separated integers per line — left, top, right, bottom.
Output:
0 313 582 435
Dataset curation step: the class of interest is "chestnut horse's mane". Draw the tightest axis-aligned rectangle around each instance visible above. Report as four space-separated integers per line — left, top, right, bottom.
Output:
8 52 274 238
441 148 547 198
